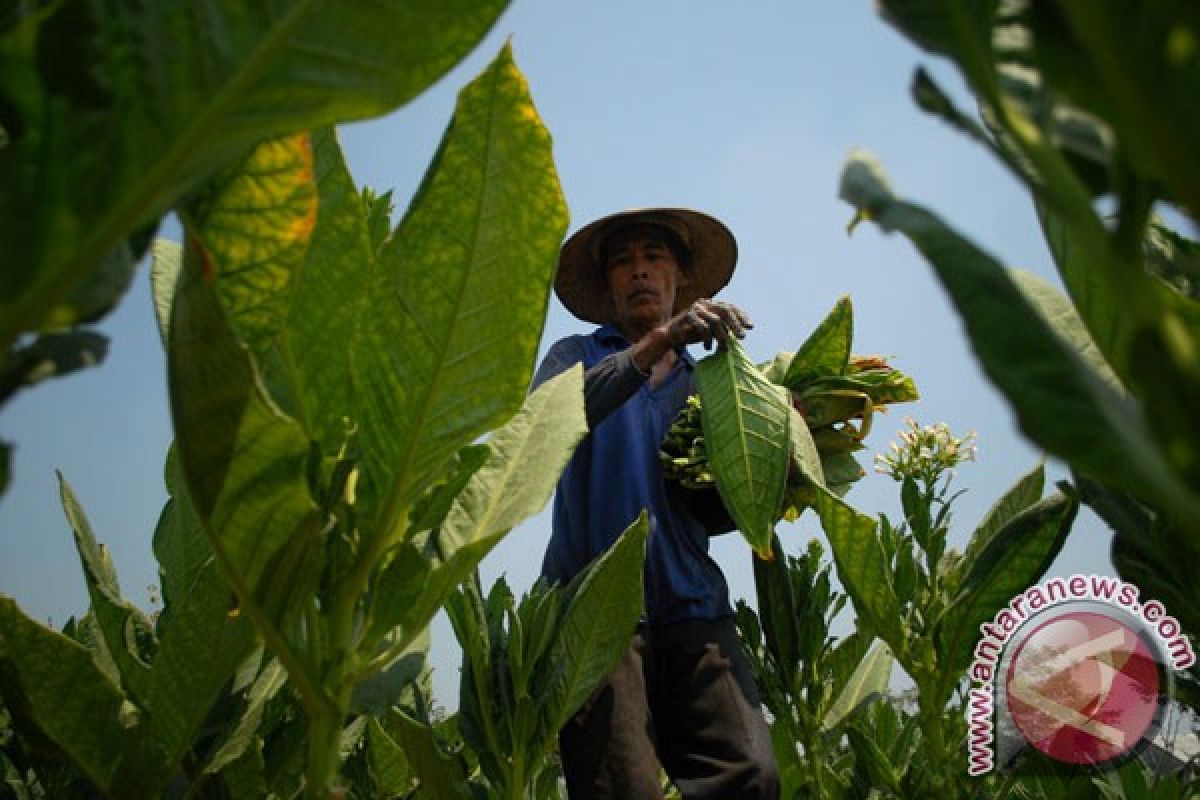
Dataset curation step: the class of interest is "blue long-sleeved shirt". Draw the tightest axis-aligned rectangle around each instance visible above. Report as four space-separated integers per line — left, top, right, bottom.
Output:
532 325 735 624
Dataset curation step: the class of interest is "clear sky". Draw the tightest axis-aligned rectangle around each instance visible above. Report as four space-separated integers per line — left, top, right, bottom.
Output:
0 2 1116 707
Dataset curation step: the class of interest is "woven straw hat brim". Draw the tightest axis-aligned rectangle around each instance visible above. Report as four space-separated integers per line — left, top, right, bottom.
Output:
554 208 738 325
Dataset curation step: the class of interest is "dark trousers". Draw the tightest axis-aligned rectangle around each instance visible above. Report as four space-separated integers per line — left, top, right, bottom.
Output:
559 616 780 800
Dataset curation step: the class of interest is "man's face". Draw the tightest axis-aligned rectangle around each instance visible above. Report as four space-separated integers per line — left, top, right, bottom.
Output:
604 226 690 335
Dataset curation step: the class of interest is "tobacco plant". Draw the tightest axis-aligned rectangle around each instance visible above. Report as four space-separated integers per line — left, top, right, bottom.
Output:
163 46 574 795
0 0 512 496
0 470 253 797
1 42 583 798
821 422 1077 797
736 536 894 800
843 0 1200 652
387 517 648 800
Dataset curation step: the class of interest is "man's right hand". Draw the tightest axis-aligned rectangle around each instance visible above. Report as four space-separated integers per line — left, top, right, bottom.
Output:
663 298 753 351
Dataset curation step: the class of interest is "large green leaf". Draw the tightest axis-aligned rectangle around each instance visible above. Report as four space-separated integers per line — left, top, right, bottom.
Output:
0 597 142 795
539 514 649 746
696 337 792 558
0 0 510 353
349 43 569 535
936 490 1078 677
838 151 1200 532
960 461 1044 569
822 641 893 732
168 240 317 593
184 132 317 381
363 364 587 655
281 127 376 453
782 295 853 386
813 488 900 653
166 232 322 713
143 474 260 773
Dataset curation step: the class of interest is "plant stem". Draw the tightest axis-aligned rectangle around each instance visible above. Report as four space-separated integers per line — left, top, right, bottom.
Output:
915 671 961 800
305 704 345 799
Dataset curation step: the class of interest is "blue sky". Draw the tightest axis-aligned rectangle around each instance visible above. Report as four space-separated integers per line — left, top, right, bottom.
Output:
0 3 1117 706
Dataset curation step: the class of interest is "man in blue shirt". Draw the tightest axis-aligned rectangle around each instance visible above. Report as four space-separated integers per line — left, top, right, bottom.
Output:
532 208 779 799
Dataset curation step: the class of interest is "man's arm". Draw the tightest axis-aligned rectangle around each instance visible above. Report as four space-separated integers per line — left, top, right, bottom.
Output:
532 299 754 430
532 338 649 430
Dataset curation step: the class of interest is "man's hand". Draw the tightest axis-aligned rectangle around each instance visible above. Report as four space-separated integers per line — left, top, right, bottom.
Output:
663 299 753 351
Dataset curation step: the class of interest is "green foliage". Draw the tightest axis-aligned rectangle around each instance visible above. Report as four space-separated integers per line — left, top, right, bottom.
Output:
0 0 508 351
156 42 574 797
0 0 513 497
2 35 579 798
395 516 649 800
736 537 892 800
740 422 1079 798
846 0 1200 642
0 470 259 798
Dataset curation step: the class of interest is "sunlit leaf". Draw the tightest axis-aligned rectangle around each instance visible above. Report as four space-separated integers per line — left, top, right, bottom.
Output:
782 295 853 386
185 133 317 377
168 241 317 593
813 488 900 653
351 43 569 532
539 514 648 745
0 0 510 354
366 364 586 653
696 337 791 558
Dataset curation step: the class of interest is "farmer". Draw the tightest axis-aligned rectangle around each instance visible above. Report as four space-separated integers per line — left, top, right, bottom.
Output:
531 208 780 799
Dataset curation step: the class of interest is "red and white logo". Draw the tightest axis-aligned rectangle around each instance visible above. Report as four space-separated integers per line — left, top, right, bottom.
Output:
1004 610 1163 766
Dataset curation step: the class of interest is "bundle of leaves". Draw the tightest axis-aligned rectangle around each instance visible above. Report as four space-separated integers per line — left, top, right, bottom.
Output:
660 296 918 528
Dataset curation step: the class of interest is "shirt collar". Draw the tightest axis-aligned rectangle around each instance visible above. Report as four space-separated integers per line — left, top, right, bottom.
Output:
592 324 696 367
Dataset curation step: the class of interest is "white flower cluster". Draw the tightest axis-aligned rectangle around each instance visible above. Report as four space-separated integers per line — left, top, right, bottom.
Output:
873 417 977 483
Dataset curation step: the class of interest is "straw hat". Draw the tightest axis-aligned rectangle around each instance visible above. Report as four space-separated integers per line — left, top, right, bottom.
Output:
554 208 738 325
